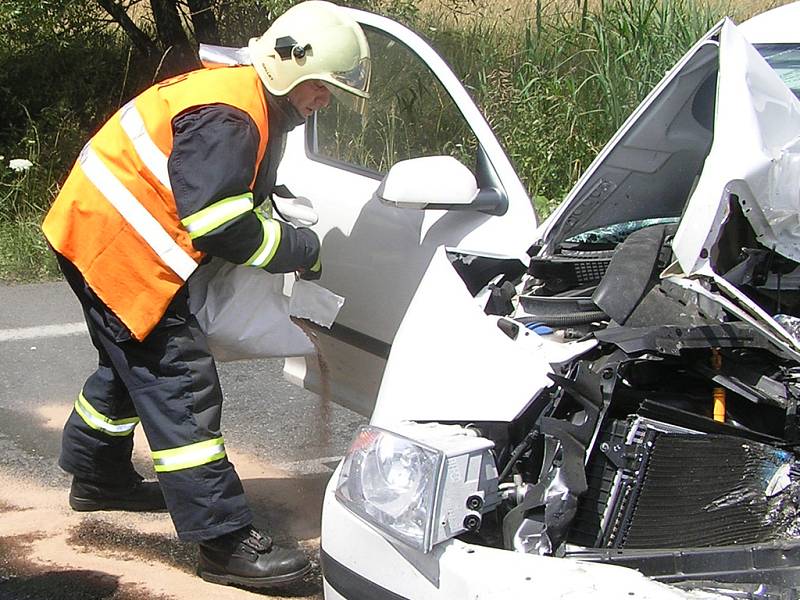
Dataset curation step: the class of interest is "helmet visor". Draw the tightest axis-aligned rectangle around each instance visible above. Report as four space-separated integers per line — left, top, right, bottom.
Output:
331 57 371 98
321 56 370 116
326 84 369 117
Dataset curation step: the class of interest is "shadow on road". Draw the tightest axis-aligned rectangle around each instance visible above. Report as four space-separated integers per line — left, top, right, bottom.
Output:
0 534 172 600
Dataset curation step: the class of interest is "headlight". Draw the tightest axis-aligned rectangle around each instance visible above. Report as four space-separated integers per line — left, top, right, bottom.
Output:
335 423 499 553
335 426 443 552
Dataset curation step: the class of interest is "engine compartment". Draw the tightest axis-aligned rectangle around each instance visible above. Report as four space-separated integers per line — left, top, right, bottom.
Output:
448 205 800 594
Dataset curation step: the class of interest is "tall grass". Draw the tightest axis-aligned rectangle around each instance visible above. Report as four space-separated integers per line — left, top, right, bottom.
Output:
419 0 750 214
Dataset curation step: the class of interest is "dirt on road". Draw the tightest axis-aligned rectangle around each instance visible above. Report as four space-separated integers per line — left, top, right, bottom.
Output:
0 403 331 600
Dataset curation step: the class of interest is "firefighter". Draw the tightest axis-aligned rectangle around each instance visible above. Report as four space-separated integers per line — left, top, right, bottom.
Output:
41 0 369 588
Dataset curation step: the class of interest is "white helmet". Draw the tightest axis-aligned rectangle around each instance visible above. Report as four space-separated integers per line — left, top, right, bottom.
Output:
249 1 371 113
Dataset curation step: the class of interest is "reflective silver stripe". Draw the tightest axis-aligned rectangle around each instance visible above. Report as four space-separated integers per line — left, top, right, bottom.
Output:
151 437 227 473
119 101 172 191
181 193 254 240
199 43 252 67
79 145 198 281
245 214 282 267
74 392 139 437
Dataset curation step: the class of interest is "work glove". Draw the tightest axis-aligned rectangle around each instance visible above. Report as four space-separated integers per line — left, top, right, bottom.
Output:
296 227 322 281
299 255 322 281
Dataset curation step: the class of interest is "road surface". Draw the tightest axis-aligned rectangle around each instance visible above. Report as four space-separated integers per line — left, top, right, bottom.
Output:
0 280 366 599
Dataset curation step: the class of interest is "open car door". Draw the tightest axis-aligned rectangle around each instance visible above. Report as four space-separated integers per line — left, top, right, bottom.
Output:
275 8 536 415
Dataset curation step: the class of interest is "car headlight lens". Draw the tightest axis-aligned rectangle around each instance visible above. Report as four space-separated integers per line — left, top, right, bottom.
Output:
335 425 443 552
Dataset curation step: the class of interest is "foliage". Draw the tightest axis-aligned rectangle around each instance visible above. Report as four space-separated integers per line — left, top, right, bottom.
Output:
0 219 59 282
415 0 727 214
315 27 477 174
0 0 790 280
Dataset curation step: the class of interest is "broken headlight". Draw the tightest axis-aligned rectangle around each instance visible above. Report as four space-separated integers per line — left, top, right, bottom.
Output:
335 425 442 551
335 423 500 553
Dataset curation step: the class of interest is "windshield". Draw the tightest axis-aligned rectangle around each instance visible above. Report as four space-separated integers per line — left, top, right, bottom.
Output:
756 43 800 98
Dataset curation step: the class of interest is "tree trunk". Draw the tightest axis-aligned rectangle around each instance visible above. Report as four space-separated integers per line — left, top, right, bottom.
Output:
95 0 159 58
186 0 220 45
150 0 199 76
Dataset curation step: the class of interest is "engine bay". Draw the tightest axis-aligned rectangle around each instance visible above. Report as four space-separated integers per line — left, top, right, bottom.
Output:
446 203 800 594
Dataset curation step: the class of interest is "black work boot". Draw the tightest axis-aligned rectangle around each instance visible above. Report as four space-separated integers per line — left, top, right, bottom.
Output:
197 526 311 588
68 477 167 512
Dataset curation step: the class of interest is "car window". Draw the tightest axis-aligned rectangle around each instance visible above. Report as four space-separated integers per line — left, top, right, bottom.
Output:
308 25 478 178
756 44 800 98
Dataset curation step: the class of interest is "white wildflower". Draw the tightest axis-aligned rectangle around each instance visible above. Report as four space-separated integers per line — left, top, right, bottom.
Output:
9 158 33 172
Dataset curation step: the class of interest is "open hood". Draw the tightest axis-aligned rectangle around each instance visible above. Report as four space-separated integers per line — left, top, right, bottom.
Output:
536 22 723 252
537 18 800 269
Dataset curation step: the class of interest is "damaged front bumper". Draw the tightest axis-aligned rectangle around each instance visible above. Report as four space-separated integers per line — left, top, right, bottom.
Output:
321 468 746 600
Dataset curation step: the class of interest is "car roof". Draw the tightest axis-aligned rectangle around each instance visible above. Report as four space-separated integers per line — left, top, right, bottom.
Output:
739 1 800 44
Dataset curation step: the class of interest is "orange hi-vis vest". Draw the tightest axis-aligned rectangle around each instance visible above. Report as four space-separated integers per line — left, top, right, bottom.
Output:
43 66 270 341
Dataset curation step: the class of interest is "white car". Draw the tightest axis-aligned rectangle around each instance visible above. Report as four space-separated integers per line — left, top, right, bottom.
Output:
274 2 800 598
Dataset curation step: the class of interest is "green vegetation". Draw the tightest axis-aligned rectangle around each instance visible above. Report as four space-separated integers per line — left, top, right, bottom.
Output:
417 0 749 215
0 0 783 281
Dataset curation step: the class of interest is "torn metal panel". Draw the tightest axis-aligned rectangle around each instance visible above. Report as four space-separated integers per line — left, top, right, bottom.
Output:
672 21 800 275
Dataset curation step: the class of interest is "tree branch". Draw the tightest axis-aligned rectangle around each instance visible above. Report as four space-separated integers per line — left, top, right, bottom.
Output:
186 0 219 45
94 0 158 58
150 0 200 74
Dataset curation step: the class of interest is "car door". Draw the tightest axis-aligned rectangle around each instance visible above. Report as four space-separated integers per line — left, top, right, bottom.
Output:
275 8 536 416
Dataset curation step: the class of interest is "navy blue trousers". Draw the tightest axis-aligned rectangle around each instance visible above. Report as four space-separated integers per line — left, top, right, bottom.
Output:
56 253 252 541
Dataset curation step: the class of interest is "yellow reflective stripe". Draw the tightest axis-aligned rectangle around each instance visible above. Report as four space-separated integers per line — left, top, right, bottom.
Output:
78 146 198 281
151 437 226 473
258 202 273 218
74 392 139 437
309 256 321 272
245 213 282 267
180 193 254 240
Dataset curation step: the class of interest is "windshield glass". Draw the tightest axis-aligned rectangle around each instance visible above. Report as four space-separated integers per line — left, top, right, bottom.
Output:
756 44 800 98
564 218 679 246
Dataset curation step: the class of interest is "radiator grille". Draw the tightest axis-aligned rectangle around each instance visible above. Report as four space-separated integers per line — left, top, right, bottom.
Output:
570 419 797 549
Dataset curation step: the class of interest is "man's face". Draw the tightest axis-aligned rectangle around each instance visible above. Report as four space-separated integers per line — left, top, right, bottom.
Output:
287 80 332 118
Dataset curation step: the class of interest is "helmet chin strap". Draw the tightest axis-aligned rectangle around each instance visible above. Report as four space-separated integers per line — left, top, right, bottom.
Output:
265 89 306 131
282 98 307 128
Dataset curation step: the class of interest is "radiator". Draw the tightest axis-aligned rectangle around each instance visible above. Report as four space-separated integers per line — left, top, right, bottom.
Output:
569 418 797 549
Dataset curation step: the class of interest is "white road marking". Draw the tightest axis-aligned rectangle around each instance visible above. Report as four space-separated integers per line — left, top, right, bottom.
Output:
0 322 87 342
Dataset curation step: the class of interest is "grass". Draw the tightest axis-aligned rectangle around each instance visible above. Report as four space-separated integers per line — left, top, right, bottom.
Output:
0 220 58 282
0 0 795 281
0 106 84 282
407 0 736 213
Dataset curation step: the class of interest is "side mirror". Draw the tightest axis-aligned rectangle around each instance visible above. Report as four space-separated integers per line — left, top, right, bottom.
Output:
378 156 507 216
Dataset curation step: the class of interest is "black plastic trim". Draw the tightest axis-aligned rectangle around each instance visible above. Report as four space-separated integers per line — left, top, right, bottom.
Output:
321 548 411 600
307 320 392 360
572 541 800 587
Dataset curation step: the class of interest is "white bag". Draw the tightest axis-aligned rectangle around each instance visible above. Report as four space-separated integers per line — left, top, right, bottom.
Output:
188 258 315 362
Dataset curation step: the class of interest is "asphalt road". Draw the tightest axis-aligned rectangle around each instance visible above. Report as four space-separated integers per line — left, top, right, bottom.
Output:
0 280 366 599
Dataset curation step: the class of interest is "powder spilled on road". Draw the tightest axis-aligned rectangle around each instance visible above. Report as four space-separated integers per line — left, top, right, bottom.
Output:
290 318 331 450
0 500 22 514
68 518 197 574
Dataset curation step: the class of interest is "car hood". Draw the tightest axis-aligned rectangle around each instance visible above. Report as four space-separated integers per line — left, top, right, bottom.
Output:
535 18 800 353
668 20 800 351
535 21 722 252
537 19 800 265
